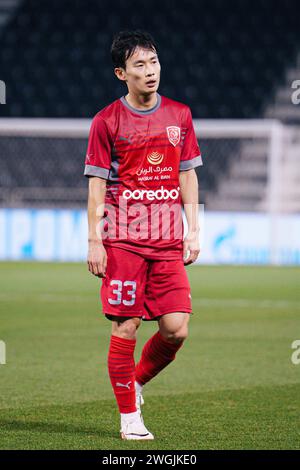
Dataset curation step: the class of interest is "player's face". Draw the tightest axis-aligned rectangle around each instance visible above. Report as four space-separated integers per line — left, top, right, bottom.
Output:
115 47 161 95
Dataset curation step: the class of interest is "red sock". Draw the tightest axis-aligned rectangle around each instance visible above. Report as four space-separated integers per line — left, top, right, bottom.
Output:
107 335 137 414
135 331 183 385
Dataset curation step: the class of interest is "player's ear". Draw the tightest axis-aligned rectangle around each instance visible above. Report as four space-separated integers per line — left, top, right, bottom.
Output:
114 67 127 82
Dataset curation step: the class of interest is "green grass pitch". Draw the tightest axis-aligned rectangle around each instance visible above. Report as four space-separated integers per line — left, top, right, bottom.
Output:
0 262 299 450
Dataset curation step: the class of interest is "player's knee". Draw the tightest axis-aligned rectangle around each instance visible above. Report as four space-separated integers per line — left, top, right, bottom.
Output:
165 326 189 344
112 317 141 340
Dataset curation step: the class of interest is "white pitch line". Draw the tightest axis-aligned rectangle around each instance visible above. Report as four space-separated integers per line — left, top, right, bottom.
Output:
0 293 92 303
0 293 299 309
192 298 300 309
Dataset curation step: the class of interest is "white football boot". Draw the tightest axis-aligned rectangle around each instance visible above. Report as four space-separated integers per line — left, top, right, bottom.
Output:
120 411 154 440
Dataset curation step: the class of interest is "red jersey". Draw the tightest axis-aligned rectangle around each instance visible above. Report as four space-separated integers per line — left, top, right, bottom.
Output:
84 93 202 259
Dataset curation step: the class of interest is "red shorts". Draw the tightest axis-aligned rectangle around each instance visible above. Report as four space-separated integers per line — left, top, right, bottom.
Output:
101 246 192 321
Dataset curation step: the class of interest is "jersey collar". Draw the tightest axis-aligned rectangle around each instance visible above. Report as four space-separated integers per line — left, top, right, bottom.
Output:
120 93 161 115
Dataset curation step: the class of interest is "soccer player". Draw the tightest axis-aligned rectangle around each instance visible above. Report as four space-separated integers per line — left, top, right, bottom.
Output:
84 30 202 440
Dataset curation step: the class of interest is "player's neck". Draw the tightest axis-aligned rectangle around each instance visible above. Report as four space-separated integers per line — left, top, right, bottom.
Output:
125 92 158 111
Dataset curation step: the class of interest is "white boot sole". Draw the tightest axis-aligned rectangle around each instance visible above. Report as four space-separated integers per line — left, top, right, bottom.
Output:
120 431 154 440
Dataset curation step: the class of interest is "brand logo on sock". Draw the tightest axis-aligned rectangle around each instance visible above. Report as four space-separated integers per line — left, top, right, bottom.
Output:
116 381 132 390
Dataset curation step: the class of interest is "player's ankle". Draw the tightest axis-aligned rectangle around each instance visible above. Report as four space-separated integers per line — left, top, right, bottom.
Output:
121 410 140 425
135 381 143 394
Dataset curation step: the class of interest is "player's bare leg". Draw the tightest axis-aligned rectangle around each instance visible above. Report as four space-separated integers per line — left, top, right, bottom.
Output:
158 312 190 344
111 316 141 340
107 316 154 440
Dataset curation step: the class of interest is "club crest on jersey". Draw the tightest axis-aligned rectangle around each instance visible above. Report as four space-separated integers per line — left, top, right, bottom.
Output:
166 126 181 147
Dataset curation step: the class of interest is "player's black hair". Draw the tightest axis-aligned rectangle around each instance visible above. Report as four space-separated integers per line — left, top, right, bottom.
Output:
111 30 158 69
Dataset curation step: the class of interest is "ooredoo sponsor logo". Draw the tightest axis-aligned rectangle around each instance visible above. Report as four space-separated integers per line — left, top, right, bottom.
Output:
122 186 180 201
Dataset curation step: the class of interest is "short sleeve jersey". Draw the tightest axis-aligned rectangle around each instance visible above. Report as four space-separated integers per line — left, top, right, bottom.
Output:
84 93 202 259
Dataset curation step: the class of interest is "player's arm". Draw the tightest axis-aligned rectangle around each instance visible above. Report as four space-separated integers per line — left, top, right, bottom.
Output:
87 176 107 277
179 168 200 265
84 114 112 278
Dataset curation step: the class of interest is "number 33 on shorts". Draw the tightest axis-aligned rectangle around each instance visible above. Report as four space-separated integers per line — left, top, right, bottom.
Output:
100 246 192 320
108 280 137 306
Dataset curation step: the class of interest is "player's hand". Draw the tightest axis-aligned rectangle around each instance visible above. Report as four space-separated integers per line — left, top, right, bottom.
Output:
87 240 107 278
183 230 200 265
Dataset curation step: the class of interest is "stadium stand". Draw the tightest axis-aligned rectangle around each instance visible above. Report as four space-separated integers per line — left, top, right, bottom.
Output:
1 0 300 119
0 0 20 31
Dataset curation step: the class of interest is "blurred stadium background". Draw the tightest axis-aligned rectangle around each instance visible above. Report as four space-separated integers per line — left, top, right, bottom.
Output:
0 0 299 263
0 0 300 450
